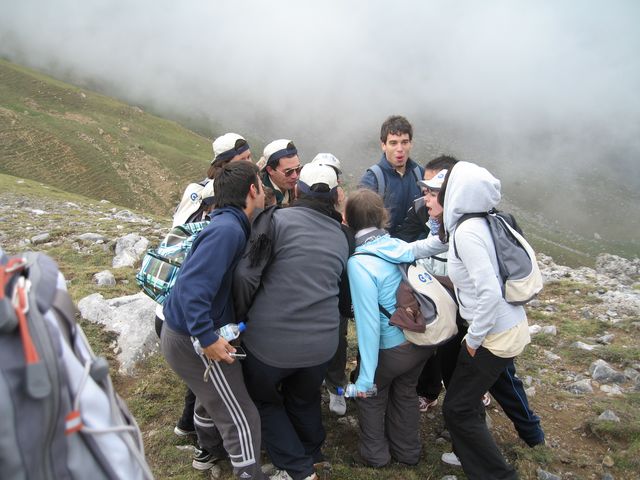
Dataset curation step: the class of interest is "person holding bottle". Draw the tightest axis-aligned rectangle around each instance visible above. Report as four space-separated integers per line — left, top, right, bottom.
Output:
161 161 267 480
345 188 436 467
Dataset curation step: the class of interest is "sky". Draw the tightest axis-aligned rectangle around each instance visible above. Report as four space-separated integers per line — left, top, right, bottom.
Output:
1 0 639 240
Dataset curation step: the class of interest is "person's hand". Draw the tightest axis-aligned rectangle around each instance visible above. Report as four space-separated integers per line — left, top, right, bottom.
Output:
466 342 476 357
202 337 236 364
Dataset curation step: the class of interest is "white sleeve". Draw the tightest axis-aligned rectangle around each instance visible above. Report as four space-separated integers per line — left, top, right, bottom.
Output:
410 234 448 259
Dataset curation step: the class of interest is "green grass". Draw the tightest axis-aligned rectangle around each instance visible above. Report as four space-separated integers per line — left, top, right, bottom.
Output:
0 59 211 216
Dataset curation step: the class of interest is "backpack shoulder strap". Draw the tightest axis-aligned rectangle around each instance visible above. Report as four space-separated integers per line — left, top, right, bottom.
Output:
452 212 489 259
412 165 422 184
368 165 385 196
350 251 393 318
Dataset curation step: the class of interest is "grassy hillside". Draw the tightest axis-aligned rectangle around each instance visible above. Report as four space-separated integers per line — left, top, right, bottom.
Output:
0 59 211 215
2 174 639 480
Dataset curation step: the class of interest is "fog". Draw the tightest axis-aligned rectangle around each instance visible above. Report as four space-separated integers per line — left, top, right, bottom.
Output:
1 0 639 248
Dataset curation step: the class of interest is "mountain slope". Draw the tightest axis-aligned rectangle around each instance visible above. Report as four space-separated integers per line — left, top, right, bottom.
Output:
0 59 211 215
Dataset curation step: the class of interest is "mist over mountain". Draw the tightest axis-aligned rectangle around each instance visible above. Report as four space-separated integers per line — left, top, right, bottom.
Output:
1 0 639 260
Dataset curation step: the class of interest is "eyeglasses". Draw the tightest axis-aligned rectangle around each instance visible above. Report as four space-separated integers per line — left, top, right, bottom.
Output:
278 165 302 177
422 187 439 196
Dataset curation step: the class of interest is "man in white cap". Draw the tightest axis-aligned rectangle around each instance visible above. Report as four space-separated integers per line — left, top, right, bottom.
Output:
234 163 350 480
259 139 301 206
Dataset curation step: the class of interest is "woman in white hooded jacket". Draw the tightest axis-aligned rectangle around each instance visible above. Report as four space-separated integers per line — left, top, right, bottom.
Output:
434 162 530 480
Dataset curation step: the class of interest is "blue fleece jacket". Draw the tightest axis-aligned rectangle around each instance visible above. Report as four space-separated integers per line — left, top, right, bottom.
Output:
163 206 250 348
348 232 417 393
359 155 424 236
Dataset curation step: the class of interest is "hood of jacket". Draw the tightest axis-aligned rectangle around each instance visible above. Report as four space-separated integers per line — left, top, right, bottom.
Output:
443 161 501 235
356 231 416 265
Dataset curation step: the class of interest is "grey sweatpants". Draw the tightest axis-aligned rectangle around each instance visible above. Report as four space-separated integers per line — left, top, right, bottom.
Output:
356 342 435 466
161 324 265 480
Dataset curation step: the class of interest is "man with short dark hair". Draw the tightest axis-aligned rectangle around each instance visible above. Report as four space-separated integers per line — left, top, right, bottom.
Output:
258 139 301 206
161 161 267 480
359 115 424 236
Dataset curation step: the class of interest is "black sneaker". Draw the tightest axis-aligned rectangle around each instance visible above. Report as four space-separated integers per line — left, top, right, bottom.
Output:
192 447 225 471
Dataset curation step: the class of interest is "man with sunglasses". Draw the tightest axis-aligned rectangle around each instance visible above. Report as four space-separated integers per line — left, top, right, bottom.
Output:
258 139 301 206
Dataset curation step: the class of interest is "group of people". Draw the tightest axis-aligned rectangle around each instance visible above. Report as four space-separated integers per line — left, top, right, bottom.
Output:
157 115 544 480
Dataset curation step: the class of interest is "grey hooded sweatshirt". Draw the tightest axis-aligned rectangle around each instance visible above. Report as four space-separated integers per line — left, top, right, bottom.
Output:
442 162 526 350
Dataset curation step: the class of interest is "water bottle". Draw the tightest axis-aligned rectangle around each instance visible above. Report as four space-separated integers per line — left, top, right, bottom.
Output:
337 383 377 398
215 322 246 341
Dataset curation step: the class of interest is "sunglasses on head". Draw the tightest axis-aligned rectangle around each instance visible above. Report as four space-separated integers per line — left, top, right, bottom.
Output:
279 165 302 177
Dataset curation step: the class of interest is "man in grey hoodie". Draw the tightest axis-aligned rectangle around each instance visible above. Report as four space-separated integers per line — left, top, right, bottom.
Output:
234 163 349 480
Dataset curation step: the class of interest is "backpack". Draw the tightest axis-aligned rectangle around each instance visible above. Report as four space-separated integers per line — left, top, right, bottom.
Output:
453 209 543 305
354 253 458 346
0 251 154 480
136 220 209 305
171 178 215 227
368 164 422 198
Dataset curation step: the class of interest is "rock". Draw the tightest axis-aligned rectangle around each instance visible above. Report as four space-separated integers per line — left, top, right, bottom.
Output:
78 292 157 374
601 473 614 480
77 232 107 243
529 324 542 335
537 468 561 480
623 368 639 383
597 410 620 422
590 359 627 384
30 232 51 244
596 334 615 345
441 476 458 480
93 270 116 286
112 234 149 268
602 455 615 467
544 350 561 362
336 416 358 428
113 209 150 224
567 379 593 394
572 341 599 351
542 325 557 335
525 386 536 397
600 385 624 396
581 308 593 319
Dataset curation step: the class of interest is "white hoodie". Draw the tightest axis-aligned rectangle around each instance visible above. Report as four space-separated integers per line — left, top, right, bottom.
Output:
443 162 526 350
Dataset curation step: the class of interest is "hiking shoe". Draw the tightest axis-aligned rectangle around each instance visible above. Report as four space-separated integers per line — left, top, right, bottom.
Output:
441 452 462 467
482 392 491 407
329 392 347 416
192 447 223 470
173 424 196 437
418 396 438 412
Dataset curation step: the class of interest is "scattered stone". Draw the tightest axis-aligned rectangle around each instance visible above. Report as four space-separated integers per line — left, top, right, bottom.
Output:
77 292 157 374
601 473 614 480
544 350 561 362
590 359 627 384
441 476 458 480
524 375 533 387
537 468 561 480
30 209 47 215
528 299 542 308
602 455 615 467
572 341 598 351
542 325 557 335
623 368 639 383
544 305 557 313
93 270 116 286
30 232 51 244
525 386 536 397
597 410 620 422
600 385 624 396
435 437 448 445
567 379 593 394
77 232 107 243
112 234 149 268
581 308 593 319
596 334 615 345
529 324 542 335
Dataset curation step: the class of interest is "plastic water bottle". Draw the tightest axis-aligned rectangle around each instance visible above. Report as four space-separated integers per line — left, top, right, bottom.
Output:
337 383 377 398
215 322 246 341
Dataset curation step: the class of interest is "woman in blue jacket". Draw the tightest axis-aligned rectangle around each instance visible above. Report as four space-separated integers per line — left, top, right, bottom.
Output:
345 189 435 467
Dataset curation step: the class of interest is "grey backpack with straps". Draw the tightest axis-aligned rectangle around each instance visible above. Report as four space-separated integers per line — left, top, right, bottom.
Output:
453 210 543 305
0 251 154 480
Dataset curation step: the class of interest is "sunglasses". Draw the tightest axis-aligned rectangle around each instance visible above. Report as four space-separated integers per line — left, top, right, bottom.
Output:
278 165 302 177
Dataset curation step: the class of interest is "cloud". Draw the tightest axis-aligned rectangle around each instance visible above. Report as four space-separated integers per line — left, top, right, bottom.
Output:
2 0 639 192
